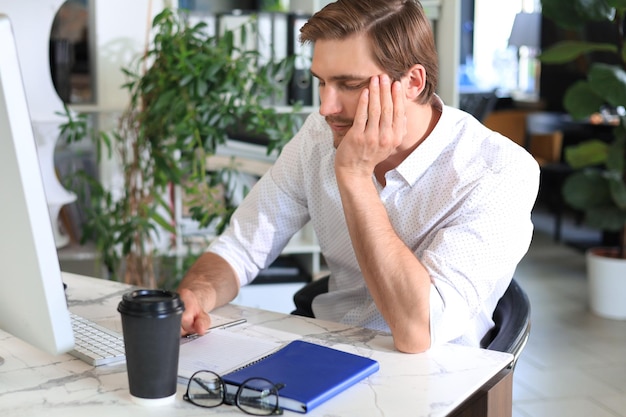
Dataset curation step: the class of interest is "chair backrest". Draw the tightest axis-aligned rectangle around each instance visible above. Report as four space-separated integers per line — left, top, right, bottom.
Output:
482 279 531 368
529 131 564 166
459 90 499 122
483 109 530 147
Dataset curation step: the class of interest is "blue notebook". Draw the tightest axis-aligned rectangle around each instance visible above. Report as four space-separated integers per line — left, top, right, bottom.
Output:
223 340 379 413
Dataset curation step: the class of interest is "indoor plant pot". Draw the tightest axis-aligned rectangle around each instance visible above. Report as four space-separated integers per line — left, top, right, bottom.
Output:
587 248 626 319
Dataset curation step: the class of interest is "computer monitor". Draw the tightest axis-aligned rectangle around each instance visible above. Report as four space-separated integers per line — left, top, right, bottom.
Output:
0 13 75 364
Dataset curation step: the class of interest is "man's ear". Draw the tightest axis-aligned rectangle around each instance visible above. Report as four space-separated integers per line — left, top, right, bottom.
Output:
403 64 427 100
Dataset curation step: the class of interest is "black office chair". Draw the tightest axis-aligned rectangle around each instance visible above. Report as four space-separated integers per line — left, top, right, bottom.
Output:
458 89 499 122
291 276 329 319
292 277 530 368
480 278 531 369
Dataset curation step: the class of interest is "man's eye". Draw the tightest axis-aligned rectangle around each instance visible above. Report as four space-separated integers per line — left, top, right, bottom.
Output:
343 84 363 90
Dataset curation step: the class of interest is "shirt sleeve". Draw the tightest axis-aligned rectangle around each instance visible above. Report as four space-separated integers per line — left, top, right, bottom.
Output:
424 142 540 346
207 133 312 287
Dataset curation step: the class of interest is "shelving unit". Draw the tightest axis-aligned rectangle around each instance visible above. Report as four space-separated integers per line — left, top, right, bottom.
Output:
177 0 457 110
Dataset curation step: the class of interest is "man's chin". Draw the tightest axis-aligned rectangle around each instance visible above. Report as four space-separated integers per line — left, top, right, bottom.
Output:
332 133 345 149
325 117 352 147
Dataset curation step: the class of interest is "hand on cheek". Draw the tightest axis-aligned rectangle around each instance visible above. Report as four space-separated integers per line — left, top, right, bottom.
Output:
335 75 406 178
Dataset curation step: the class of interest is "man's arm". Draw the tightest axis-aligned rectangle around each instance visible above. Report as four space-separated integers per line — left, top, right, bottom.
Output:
177 252 240 336
337 174 432 353
334 74 432 353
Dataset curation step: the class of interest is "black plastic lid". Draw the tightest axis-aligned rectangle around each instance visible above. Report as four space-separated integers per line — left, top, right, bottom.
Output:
117 289 184 318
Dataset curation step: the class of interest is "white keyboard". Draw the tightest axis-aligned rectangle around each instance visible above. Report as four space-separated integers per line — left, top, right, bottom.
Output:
68 313 126 366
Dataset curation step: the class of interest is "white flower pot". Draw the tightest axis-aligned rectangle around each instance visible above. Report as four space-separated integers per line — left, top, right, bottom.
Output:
587 248 626 320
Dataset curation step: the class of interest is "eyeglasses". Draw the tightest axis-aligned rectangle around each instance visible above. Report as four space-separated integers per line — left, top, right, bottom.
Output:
183 370 285 415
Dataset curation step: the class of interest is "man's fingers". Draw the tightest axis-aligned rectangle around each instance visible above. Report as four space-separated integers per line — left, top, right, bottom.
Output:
193 312 212 335
352 87 370 132
379 75 394 132
180 309 211 336
178 288 212 336
392 80 407 140
366 75 381 134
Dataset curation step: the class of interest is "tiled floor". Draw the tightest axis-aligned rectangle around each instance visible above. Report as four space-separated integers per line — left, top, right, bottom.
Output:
512 207 626 416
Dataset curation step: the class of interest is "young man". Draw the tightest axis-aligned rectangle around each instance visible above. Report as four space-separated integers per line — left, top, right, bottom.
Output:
178 0 539 353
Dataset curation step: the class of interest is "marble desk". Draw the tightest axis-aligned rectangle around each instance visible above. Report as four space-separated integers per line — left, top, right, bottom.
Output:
0 273 513 416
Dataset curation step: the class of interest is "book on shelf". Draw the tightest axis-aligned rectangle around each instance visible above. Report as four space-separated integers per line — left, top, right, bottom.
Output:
258 11 289 106
178 329 380 413
287 12 313 106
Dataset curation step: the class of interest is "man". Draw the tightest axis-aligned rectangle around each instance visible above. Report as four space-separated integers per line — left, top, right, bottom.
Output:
178 0 539 353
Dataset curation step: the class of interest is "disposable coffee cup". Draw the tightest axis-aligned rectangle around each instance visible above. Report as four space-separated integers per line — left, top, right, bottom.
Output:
118 289 184 405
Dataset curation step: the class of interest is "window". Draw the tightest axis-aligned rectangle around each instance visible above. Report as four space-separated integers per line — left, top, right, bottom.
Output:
467 0 540 93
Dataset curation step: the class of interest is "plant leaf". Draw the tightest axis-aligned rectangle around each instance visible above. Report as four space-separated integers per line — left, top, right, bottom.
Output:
575 0 616 21
542 0 615 29
562 169 613 209
564 139 609 168
606 135 626 173
588 63 626 108
607 0 626 8
563 81 606 120
540 41 617 64
609 176 626 209
586 205 626 231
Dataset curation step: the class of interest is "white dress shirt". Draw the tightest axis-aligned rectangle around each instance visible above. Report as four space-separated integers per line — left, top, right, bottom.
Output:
208 99 540 347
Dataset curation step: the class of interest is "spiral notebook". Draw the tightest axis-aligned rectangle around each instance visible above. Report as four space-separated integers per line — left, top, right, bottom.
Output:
223 340 379 413
178 328 282 382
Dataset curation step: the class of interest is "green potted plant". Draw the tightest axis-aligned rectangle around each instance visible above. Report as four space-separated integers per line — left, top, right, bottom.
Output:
60 8 300 289
540 0 626 318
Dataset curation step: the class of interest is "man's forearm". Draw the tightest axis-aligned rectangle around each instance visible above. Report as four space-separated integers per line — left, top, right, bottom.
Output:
178 252 240 312
336 174 431 353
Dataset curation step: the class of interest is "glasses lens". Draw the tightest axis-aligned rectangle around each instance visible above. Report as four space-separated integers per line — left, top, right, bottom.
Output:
185 371 225 408
236 378 281 416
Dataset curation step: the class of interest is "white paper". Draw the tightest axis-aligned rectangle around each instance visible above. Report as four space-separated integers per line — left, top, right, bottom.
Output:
178 328 282 381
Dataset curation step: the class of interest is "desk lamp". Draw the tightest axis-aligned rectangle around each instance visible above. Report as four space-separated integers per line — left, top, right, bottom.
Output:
508 12 542 101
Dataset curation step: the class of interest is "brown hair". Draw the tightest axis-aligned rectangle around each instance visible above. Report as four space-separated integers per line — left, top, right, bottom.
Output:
300 0 438 104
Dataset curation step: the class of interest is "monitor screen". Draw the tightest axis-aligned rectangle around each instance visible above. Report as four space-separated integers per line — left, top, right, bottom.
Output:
0 14 75 360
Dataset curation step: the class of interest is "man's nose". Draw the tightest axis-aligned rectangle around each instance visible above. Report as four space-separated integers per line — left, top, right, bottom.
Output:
318 87 341 116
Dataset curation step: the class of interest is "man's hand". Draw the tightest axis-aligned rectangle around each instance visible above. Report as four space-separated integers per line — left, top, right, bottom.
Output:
176 252 240 337
179 287 212 337
335 74 407 177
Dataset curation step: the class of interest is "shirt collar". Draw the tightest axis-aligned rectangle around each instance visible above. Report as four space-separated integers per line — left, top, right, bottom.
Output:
394 95 454 187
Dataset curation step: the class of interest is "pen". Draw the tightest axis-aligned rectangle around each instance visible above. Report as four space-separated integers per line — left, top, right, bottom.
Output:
210 318 247 330
183 318 247 341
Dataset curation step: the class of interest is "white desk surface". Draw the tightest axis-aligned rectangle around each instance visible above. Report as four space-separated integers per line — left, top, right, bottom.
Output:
0 273 513 416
